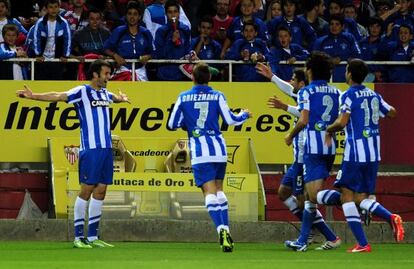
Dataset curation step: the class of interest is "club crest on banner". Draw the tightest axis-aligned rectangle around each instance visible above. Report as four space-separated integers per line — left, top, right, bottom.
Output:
64 145 80 165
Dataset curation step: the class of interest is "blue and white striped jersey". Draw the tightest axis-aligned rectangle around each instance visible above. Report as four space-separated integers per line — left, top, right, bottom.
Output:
270 74 304 163
66 85 114 151
287 94 304 164
340 85 391 162
298 80 341 155
168 85 249 165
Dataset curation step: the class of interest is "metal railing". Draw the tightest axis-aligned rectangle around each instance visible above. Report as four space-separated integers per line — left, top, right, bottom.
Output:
3 58 413 82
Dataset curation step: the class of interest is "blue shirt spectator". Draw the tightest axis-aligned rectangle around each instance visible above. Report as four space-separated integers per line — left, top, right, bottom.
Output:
267 26 310 81
154 1 191 81
225 21 269 81
191 16 222 60
267 0 316 49
380 24 414 83
104 2 153 81
384 0 414 41
313 15 361 82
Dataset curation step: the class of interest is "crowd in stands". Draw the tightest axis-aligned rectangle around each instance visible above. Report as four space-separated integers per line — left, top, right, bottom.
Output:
0 0 413 82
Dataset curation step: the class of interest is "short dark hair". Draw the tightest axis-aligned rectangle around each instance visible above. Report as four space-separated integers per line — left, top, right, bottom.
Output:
87 59 112 80
306 51 333 81
347 58 368 84
329 0 344 9
400 23 413 35
242 20 258 32
1 24 18 38
293 68 308 85
199 15 213 27
193 62 211 84
165 0 180 13
329 14 345 25
304 0 322 13
368 16 383 27
88 7 102 18
126 0 144 16
344 3 356 11
277 25 291 36
44 0 60 8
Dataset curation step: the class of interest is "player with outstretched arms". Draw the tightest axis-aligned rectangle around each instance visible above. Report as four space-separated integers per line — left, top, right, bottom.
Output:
168 62 252 252
16 59 130 249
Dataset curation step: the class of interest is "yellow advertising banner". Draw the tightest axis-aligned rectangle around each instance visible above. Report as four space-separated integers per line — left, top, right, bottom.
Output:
0 81 365 163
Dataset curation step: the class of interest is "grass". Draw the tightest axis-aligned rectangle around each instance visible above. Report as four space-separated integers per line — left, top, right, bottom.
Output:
0 242 413 269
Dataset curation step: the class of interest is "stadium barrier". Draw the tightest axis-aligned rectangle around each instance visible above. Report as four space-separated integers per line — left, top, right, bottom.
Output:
4 58 413 81
48 136 264 221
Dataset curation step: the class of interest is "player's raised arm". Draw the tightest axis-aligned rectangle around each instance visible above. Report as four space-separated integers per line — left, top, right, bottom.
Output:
256 62 295 97
218 95 252 126
16 85 68 102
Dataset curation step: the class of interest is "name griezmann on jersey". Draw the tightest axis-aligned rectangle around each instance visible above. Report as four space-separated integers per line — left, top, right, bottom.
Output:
181 93 219 102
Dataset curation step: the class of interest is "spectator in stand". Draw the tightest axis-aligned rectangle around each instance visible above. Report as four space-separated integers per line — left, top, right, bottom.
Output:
327 0 363 41
0 0 28 44
267 0 317 49
344 3 368 39
33 0 71 80
300 0 328 37
220 0 268 59
104 1 153 81
63 0 89 33
143 0 191 39
211 0 233 45
154 0 191 81
24 5 48 58
267 26 309 81
384 0 414 41
381 24 414 82
359 16 386 82
265 0 282 22
225 21 269 82
102 0 122 31
313 14 361 82
0 24 28 80
191 16 221 61
375 0 398 21
253 0 266 19
72 8 110 56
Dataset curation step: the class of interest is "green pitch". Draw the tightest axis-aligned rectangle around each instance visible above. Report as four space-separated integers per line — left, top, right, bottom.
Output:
0 242 413 269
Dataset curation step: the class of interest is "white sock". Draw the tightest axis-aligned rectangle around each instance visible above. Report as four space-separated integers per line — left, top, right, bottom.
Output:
74 196 88 240
87 197 103 241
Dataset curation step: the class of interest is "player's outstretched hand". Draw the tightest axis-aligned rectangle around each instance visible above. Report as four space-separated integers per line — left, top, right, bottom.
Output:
118 89 130 103
267 95 285 109
16 85 33 99
324 132 333 147
255 62 273 80
242 109 253 118
284 133 292 146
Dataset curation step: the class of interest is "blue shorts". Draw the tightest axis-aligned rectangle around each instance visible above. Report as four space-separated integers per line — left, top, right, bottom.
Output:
79 148 113 185
192 162 226 187
303 154 335 183
334 161 378 194
280 162 304 195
